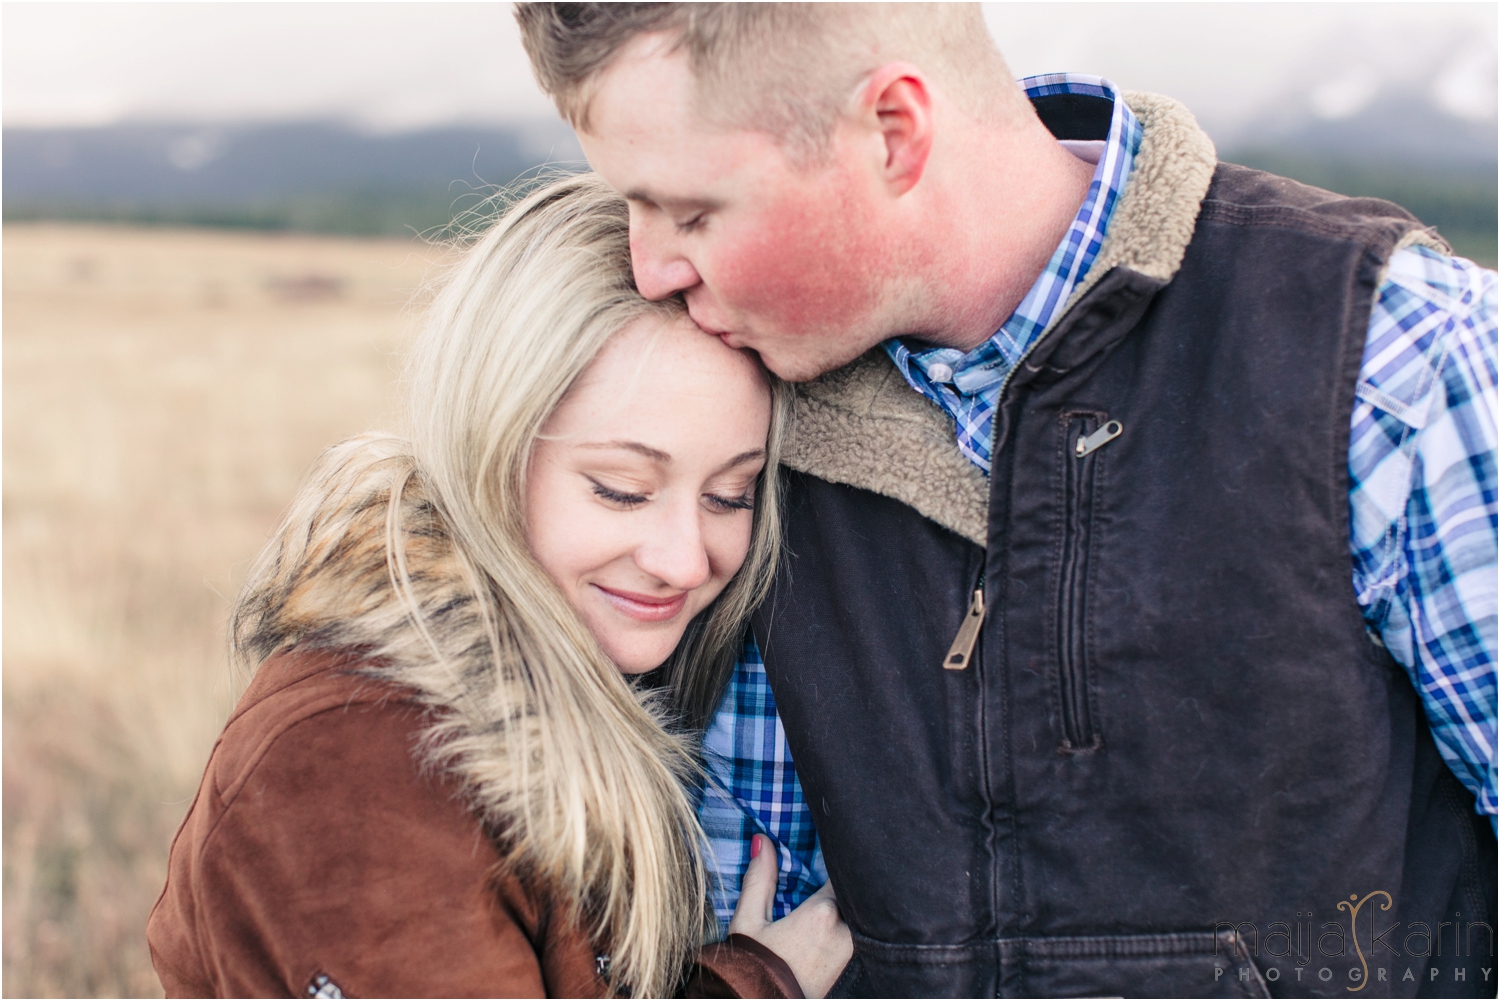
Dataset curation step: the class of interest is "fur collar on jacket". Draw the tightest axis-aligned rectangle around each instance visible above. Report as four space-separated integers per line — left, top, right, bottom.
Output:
232 436 535 840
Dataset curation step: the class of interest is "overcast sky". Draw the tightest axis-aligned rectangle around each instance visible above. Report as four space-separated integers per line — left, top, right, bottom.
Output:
4 2 1495 140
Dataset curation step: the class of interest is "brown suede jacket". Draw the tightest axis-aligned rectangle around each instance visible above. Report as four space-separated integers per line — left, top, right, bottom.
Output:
147 648 802 999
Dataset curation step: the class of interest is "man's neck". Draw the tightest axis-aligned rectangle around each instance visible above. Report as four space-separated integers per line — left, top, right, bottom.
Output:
899 117 1096 353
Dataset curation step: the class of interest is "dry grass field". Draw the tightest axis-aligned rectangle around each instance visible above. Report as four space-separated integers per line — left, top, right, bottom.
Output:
3 223 447 997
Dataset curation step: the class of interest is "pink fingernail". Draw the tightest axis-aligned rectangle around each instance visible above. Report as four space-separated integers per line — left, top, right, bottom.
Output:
750 835 762 859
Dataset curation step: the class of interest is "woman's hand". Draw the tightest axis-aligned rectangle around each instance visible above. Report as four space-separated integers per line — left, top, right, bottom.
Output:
727 835 853 999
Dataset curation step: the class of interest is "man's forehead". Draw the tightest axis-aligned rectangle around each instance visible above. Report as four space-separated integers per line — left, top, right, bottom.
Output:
578 31 697 139
578 43 788 206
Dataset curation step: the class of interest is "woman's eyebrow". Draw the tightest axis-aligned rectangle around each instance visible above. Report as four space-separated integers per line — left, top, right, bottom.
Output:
576 442 765 471
716 449 766 472
577 440 673 463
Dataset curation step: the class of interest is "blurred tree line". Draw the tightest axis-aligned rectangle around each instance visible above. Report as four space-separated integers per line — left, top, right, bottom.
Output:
1229 152 1496 266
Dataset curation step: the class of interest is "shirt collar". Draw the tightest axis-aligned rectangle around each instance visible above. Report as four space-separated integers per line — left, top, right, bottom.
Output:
887 74 1143 398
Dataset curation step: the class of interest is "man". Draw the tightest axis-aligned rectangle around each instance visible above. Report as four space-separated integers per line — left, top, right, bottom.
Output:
518 4 1497 996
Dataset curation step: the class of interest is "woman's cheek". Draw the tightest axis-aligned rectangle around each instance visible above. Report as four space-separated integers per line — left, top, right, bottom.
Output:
525 457 607 595
704 511 755 584
549 492 623 584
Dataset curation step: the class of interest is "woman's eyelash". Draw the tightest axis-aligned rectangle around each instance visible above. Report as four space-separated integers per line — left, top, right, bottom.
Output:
707 492 754 512
675 214 704 234
590 480 648 506
590 478 752 512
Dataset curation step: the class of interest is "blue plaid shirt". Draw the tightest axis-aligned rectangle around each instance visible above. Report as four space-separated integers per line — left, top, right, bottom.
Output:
699 74 1499 933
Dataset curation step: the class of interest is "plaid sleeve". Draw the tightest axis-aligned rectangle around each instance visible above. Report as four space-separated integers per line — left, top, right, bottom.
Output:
1349 244 1498 825
698 634 826 935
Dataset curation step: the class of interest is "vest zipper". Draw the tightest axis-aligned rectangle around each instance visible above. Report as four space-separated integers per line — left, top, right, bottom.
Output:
1075 419 1122 457
1058 414 1113 751
943 572 986 670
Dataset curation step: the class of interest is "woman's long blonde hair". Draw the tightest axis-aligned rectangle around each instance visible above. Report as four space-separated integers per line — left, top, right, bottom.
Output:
230 174 792 996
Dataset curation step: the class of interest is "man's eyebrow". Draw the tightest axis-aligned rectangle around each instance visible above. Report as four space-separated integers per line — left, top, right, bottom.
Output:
624 189 717 213
577 440 673 463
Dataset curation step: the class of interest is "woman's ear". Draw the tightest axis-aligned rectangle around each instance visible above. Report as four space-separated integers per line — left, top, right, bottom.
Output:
857 63 934 196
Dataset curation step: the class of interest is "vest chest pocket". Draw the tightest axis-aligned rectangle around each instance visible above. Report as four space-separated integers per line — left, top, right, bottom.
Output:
1054 410 1116 753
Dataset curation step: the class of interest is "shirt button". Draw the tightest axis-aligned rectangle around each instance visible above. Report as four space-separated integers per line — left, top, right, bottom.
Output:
928 362 954 383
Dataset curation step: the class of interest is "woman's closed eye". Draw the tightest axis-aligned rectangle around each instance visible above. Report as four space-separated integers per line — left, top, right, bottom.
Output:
705 491 755 513
674 213 706 235
589 479 648 508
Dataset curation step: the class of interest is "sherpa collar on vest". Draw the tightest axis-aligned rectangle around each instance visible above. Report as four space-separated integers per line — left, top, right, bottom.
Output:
781 91 1219 548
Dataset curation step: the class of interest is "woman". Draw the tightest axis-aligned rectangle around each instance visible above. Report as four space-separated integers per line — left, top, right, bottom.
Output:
146 175 851 998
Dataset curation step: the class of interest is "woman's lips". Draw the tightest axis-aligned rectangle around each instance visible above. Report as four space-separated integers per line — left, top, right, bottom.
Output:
593 584 689 622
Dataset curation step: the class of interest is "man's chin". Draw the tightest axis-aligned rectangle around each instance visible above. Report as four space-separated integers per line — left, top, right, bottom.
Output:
695 319 879 382
759 342 877 384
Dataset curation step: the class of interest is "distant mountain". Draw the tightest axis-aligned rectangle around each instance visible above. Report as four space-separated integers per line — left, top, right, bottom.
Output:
1215 67 1496 266
1213 16 1496 164
1219 92 1496 177
4 98 1493 262
3 119 585 236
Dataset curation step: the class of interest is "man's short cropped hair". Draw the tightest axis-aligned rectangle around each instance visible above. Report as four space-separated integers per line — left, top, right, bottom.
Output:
515 2 1024 160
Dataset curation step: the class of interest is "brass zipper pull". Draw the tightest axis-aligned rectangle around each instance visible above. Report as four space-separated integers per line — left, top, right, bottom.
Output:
943 589 986 670
1075 419 1123 457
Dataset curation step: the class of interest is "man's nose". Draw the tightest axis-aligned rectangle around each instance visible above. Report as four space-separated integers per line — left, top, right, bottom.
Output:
634 501 711 592
630 215 702 301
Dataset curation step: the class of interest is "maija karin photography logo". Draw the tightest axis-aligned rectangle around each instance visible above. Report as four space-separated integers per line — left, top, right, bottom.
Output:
1214 891 1494 990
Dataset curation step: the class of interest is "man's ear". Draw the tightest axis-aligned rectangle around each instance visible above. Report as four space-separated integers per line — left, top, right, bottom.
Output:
858 63 933 196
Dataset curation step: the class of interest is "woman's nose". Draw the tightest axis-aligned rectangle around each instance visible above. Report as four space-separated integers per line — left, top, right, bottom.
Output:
633 503 711 592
